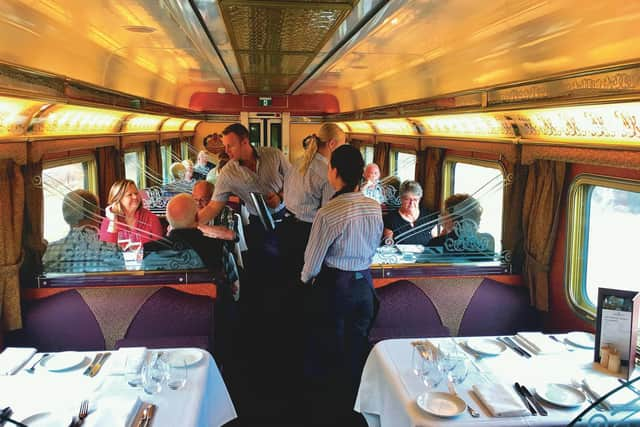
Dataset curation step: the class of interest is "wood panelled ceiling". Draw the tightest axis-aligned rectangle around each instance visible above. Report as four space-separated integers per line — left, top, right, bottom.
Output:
217 0 357 94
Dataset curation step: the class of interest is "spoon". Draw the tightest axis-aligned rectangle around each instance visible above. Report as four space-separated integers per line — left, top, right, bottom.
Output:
25 353 50 374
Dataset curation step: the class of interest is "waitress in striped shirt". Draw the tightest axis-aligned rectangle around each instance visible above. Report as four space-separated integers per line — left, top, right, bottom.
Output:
301 144 383 421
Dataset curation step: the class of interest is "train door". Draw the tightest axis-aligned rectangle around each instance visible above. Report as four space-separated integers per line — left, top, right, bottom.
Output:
248 113 282 150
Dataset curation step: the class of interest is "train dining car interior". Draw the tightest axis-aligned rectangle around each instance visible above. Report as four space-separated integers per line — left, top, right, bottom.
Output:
0 0 640 426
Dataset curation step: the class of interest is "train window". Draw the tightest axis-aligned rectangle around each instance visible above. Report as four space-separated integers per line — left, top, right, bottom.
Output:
566 175 640 320
160 145 172 184
390 150 416 182
124 150 146 189
442 157 504 253
360 145 374 165
43 157 97 243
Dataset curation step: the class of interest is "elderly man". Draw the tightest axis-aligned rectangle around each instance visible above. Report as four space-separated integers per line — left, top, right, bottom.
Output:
42 190 124 273
361 163 385 203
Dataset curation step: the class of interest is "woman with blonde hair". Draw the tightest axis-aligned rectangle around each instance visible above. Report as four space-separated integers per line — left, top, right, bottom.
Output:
280 122 346 282
99 179 163 244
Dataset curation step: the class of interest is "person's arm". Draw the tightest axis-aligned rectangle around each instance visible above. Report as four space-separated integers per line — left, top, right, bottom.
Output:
98 217 117 243
198 224 236 241
198 200 226 224
265 191 282 209
383 228 394 239
300 215 335 284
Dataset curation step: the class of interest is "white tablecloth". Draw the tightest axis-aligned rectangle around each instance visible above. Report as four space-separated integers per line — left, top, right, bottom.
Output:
355 337 640 427
0 348 237 427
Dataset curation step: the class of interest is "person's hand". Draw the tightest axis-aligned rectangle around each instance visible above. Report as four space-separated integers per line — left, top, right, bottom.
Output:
265 192 281 209
198 224 235 241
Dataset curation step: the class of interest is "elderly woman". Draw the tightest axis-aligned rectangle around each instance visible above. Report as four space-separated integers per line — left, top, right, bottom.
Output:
382 180 434 245
99 179 163 244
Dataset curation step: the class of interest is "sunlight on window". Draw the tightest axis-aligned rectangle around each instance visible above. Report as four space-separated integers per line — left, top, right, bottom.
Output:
392 151 416 182
585 187 640 306
452 163 503 253
43 162 88 242
361 145 374 166
124 151 144 189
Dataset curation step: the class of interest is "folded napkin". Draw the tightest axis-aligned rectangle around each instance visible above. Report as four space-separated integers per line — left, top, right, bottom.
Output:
106 347 146 375
584 376 640 409
0 347 36 375
515 332 564 355
472 383 529 417
85 396 142 427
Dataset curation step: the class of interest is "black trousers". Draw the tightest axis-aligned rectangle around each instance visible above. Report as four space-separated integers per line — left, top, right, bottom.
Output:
304 266 378 420
277 216 313 285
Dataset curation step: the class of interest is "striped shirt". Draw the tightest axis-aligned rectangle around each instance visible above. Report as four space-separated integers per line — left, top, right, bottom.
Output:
212 147 291 216
301 192 383 283
283 153 334 223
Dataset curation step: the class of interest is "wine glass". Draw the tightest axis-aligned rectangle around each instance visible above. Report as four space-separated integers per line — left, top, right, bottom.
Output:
117 231 130 251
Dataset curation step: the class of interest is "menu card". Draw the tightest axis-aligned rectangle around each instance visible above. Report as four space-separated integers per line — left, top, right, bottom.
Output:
595 287 639 380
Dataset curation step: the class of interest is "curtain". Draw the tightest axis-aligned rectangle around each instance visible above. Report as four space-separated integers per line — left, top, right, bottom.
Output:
144 141 162 187
522 160 566 311
96 146 122 209
373 142 391 177
501 159 529 274
21 162 46 288
0 160 24 330
171 141 182 162
417 148 444 213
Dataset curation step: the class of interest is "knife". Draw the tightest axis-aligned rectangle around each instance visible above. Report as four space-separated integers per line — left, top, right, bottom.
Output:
497 337 526 358
503 337 532 358
517 383 548 416
89 352 111 377
513 383 537 415
141 404 155 427
83 353 103 376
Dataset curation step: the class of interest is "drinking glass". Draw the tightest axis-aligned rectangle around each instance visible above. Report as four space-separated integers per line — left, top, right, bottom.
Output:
420 355 443 389
124 354 142 387
117 231 130 251
141 353 169 395
448 357 469 385
166 357 188 390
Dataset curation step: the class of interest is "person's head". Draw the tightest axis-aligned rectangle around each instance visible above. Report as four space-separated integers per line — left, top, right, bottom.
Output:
62 190 100 228
170 162 186 181
328 144 364 192
399 180 423 212
364 163 381 183
197 150 209 166
108 179 141 216
192 180 214 210
181 159 194 180
299 123 346 175
166 193 198 230
222 123 253 162
442 193 482 231
203 133 224 155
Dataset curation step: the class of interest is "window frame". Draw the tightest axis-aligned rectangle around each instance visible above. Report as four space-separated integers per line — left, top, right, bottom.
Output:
360 144 375 166
389 148 417 181
160 144 173 184
565 174 640 322
43 155 98 194
124 148 146 189
180 140 189 160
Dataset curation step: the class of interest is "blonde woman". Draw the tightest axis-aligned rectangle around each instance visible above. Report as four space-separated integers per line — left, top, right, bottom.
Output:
99 179 163 244
280 123 346 283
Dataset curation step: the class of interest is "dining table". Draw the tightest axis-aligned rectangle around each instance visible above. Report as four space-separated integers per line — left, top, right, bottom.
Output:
0 347 237 427
354 335 640 427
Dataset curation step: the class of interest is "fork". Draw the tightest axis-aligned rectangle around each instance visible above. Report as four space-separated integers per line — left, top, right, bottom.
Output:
25 353 49 373
69 400 89 427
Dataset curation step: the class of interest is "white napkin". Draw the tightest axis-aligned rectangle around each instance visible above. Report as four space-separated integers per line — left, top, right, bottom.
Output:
0 347 36 375
106 347 146 375
584 376 640 409
85 396 142 427
515 332 564 355
472 383 529 417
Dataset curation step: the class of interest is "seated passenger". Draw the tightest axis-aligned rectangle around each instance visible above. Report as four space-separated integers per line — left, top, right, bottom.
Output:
164 162 193 193
361 163 385 203
194 150 215 180
382 180 434 245
43 190 124 273
427 193 495 254
144 193 223 272
99 179 163 244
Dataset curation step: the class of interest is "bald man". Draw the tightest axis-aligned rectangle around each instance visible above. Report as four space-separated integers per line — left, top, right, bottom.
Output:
144 193 223 273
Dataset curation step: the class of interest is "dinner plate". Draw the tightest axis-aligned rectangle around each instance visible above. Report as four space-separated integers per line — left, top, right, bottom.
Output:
565 332 595 349
535 383 586 408
20 412 67 427
417 391 466 417
466 338 506 356
41 351 87 371
165 349 204 367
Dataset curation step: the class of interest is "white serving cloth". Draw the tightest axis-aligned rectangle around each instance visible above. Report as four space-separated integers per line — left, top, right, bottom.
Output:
471 383 529 417
106 347 147 375
0 348 236 427
85 396 142 427
0 347 36 375
515 332 564 355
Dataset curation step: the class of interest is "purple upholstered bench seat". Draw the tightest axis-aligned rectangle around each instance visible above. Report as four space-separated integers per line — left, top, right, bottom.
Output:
369 280 450 346
115 335 209 350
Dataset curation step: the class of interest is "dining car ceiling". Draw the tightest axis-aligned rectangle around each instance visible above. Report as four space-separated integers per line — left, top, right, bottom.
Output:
0 0 640 114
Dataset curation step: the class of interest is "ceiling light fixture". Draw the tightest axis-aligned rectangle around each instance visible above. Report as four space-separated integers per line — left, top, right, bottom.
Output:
123 25 157 34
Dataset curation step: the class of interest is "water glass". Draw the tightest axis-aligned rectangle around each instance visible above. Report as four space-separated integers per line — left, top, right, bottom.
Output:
166 357 188 390
420 356 443 389
449 357 469 385
124 355 142 387
142 353 169 395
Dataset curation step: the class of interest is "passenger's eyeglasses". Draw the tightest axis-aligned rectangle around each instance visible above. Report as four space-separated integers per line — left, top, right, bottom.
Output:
401 197 420 203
